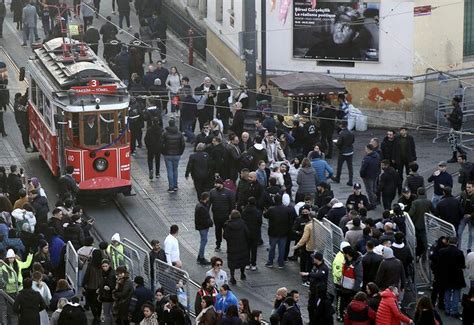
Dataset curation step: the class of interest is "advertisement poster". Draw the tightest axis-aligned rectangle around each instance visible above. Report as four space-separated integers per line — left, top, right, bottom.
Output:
293 0 380 62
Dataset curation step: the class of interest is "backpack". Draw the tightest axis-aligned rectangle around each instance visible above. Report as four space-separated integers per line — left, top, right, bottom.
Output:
223 179 236 193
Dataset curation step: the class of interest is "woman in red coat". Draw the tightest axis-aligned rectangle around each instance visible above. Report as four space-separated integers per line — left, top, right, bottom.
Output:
375 287 413 325
344 292 376 325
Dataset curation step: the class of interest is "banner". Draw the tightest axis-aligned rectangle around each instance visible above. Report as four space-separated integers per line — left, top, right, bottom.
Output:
293 0 380 62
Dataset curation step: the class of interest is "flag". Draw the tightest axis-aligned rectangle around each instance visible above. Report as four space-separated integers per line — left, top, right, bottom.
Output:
279 0 292 24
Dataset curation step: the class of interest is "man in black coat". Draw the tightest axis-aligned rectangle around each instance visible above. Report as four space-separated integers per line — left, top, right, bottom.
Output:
334 120 354 186
360 144 380 208
30 189 49 226
378 159 400 210
194 77 216 130
84 25 100 54
209 178 235 252
436 187 463 231
281 297 303 325
438 236 466 317
375 247 405 291
58 165 79 202
99 16 118 62
207 136 227 179
392 127 417 194
264 194 293 268
317 105 337 159
63 214 85 250
161 119 185 193
361 240 382 288
186 143 211 200
391 232 413 279
194 192 213 265
117 0 131 29
149 239 166 285
223 210 250 284
380 130 396 164
241 197 262 270
144 118 162 180
12 278 46 325
225 134 242 182
7 165 23 205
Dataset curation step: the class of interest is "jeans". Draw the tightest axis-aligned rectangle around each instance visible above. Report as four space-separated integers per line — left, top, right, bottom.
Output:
164 155 180 189
458 216 474 250
362 177 377 206
214 218 225 247
444 288 461 315
336 154 353 183
198 228 209 259
118 12 130 28
23 26 35 45
182 119 196 142
147 150 161 175
102 302 113 325
268 236 287 267
432 194 442 209
382 191 396 210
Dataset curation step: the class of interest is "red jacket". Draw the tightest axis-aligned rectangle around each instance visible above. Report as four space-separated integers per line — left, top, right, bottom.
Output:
375 289 411 325
344 300 376 325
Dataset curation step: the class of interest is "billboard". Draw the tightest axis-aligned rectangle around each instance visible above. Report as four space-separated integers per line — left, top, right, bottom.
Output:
293 0 380 62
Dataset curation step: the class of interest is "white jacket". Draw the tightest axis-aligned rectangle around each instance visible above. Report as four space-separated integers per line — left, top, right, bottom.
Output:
164 234 180 265
11 208 36 233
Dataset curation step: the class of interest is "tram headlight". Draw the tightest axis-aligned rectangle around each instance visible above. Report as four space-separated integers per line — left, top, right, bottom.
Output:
93 158 108 172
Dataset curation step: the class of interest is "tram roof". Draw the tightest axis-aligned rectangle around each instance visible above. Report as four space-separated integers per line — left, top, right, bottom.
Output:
33 38 121 89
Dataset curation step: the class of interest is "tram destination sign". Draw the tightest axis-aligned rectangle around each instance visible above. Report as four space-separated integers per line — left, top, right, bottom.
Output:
71 80 117 95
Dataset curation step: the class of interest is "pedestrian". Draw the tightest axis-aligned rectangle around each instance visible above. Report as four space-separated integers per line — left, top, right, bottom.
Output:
181 85 198 143
459 180 474 252
163 294 186 324
436 186 462 233
144 117 162 180
458 153 474 191
206 256 228 289
375 247 405 291
462 288 474 325
339 248 363 317
216 80 232 133
375 286 412 325
310 152 333 183
161 119 185 193
446 96 465 163
22 0 38 47
209 178 235 252
148 239 166 286
293 208 314 285
362 241 383 289
280 297 303 325
413 296 443 325
195 192 213 265
11 0 23 30
392 127 417 194
12 277 47 325
231 102 246 138
343 291 376 325
398 187 417 212
100 16 118 61
317 105 336 159
117 0 131 29
429 236 448 310
164 225 181 266
57 296 88 324
438 236 465 318
83 249 103 322
333 120 354 186
112 266 134 325
366 282 381 311
378 159 400 210
380 130 396 164
223 210 250 284
264 194 293 269
215 284 239 313
427 161 453 208
186 143 211 200
360 144 380 208
31 271 51 325
196 295 218 325
408 187 433 257
194 77 216 130
194 276 218 315
241 197 263 271
98 259 116 325
13 92 31 151
0 1 5 38
130 276 154 324
140 303 159 325
391 232 413 280
295 158 317 203
81 0 94 30
403 162 425 194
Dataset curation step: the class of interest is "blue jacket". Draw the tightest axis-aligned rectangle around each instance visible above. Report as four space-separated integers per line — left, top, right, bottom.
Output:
256 169 268 187
360 151 380 180
311 158 333 182
49 235 65 268
428 171 453 196
215 291 238 313
0 237 25 259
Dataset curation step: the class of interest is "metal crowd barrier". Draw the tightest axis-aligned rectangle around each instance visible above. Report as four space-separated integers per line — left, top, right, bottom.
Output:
312 218 334 294
123 238 152 288
424 213 457 247
322 218 344 259
109 244 135 277
65 241 79 293
405 214 417 264
118 239 144 285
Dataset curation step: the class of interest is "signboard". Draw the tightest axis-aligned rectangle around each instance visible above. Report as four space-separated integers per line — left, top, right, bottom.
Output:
414 5 431 17
293 0 380 62
71 80 117 95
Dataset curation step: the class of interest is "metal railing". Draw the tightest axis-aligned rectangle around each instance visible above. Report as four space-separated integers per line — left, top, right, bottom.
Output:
123 238 152 289
65 241 79 294
424 213 457 248
312 218 335 294
109 244 135 277
322 218 344 259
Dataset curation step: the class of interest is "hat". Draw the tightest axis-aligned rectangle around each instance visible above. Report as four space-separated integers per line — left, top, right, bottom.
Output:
438 161 447 166
30 177 40 188
382 247 394 259
353 183 362 190
6 249 15 259
340 241 350 251
282 193 290 207
311 251 324 261
214 178 224 185
401 187 410 193
111 233 121 242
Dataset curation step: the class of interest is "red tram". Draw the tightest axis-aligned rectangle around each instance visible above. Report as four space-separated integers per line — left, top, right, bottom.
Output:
26 38 131 194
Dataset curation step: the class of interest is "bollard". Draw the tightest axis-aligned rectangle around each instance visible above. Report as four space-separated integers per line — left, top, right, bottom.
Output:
188 28 194 66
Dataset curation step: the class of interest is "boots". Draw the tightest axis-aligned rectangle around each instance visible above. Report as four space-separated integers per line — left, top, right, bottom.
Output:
149 170 153 180
447 151 457 163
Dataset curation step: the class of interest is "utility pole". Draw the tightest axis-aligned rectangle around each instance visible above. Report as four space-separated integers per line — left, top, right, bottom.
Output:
243 0 257 111
261 0 267 85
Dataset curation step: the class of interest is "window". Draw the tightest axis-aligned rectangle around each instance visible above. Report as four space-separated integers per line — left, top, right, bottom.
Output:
216 0 223 23
229 0 235 27
44 97 52 127
37 91 44 115
31 80 37 106
465 0 474 57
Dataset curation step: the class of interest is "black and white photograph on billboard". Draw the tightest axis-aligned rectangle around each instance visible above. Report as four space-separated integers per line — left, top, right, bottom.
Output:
293 0 380 62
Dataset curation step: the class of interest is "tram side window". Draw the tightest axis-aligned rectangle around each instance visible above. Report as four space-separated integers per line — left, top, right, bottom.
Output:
100 112 115 144
44 97 52 127
37 90 44 115
31 80 37 106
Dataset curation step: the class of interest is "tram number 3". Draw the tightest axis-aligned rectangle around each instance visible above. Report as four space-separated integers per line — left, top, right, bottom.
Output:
89 80 99 87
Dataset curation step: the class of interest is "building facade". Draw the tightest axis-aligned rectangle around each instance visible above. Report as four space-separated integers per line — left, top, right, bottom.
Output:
204 0 474 126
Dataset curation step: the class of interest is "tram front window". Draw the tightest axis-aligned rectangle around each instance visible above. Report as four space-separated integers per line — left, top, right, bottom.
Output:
84 114 98 146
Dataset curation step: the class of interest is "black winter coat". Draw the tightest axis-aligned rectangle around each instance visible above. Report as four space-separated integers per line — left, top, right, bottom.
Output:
392 244 413 277
117 0 131 13
336 128 354 155
209 187 235 220
58 303 88 325
185 151 210 180
162 126 185 156
194 202 213 230
436 196 463 228
362 251 382 287
113 276 134 319
392 135 417 164
375 257 406 290
264 204 293 238
317 108 336 133
360 151 380 180
438 245 466 289
130 285 154 322
98 268 116 303
231 110 245 137
6 173 22 203
241 204 262 240
223 218 250 269
380 136 395 161
63 222 85 250
208 143 227 177
180 95 197 122
31 195 49 225
114 51 131 81
12 288 47 325
378 166 399 194
145 124 163 153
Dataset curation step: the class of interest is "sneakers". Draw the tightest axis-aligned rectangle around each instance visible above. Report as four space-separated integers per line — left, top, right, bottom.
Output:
173 187 178 192
156 174 160 178
250 265 257 271
302 281 310 287
26 147 33 153
167 189 174 193
331 176 340 183
265 263 273 268
149 170 153 180
197 257 211 265
278 265 285 269
245 265 250 270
